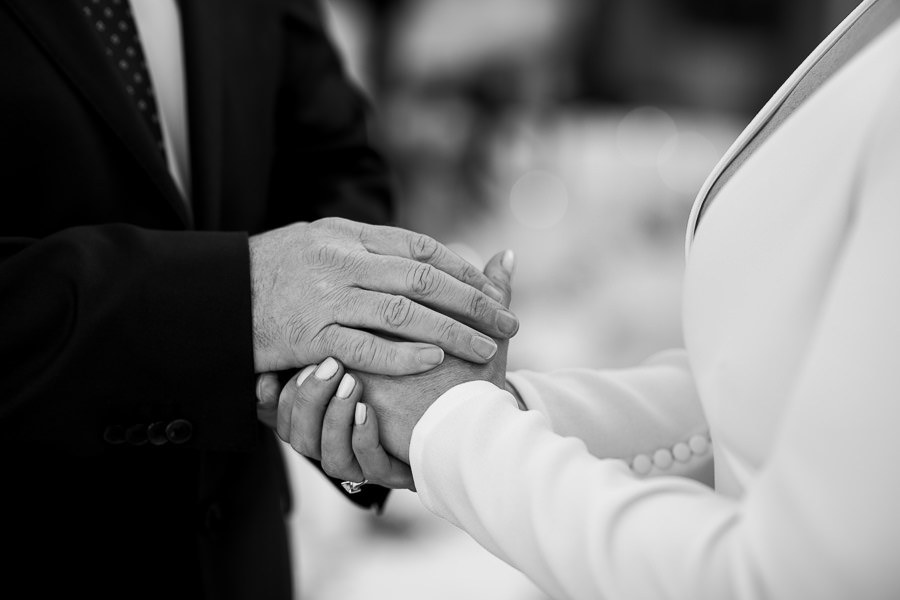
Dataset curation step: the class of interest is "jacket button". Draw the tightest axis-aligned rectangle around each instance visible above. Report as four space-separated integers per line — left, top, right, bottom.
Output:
103 424 126 445
125 424 149 446
631 454 652 475
165 419 193 444
148 421 168 445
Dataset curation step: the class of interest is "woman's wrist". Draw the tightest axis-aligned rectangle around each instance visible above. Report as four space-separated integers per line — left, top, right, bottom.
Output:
504 378 526 410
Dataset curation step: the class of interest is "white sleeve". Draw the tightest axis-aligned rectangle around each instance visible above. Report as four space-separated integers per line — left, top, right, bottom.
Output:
408 77 900 600
507 348 712 482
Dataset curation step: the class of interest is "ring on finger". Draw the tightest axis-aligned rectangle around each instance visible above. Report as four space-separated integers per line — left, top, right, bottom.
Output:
340 479 368 494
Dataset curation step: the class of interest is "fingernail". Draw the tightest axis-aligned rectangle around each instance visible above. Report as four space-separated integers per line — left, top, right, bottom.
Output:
336 373 356 399
501 249 516 274
418 346 444 367
355 403 367 426
497 310 519 336
471 335 498 360
297 364 317 387
483 283 504 303
315 357 339 380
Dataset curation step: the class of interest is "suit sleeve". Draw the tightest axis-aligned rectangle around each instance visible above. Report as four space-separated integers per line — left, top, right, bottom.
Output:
0 226 259 454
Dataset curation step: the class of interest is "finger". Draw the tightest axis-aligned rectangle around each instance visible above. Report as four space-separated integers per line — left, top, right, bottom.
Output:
358 225 495 296
349 254 519 340
352 403 415 490
286 358 345 459
318 325 447 375
256 372 281 429
319 373 366 482
276 365 315 443
336 290 501 365
256 372 281 406
481 249 515 309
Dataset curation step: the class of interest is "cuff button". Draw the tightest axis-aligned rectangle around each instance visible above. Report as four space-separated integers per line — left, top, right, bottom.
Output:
653 448 674 470
165 419 193 444
125 424 149 446
148 421 169 446
672 442 692 462
688 434 710 455
631 454 652 476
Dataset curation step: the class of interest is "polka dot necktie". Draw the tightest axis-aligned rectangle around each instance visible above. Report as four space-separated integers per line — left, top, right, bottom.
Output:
79 0 166 159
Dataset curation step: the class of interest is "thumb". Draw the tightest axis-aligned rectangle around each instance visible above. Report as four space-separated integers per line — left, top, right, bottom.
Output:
483 249 515 309
255 371 282 429
256 372 281 408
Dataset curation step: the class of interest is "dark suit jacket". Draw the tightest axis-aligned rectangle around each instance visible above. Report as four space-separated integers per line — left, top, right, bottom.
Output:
0 1 392 598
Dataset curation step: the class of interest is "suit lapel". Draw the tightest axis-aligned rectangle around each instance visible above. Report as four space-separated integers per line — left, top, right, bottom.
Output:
178 0 224 231
684 0 899 256
5 0 191 227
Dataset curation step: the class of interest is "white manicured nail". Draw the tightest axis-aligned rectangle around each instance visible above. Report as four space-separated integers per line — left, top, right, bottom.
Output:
297 365 317 387
336 374 356 399
315 357 339 380
355 403 367 426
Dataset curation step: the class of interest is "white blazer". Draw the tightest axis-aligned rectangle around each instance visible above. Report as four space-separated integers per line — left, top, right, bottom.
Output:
409 1 900 598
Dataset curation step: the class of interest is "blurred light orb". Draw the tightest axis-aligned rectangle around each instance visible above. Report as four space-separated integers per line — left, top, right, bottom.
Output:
509 170 569 230
615 106 678 167
657 131 720 196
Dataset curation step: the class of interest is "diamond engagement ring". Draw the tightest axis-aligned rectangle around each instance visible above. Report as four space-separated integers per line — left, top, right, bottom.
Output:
341 479 368 494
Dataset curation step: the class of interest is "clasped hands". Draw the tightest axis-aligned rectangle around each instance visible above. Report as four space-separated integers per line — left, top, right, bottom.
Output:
251 218 515 489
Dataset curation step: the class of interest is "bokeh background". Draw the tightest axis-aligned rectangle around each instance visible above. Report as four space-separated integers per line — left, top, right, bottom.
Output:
286 1 861 598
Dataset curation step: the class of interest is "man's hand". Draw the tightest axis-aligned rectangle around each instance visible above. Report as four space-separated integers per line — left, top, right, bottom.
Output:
352 248 514 463
258 249 515 485
250 218 519 375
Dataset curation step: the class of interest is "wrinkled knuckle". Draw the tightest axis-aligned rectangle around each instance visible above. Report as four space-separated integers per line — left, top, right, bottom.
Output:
310 324 338 356
313 243 340 267
327 287 351 321
467 291 490 320
380 295 415 329
341 250 368 274
286 313 315 350
410 234 441 262
407 262 440 296
347 336 381 368
435 318 459 345
314 244 365 274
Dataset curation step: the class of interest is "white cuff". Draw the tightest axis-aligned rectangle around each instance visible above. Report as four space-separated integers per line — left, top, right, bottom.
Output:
409 380 512 490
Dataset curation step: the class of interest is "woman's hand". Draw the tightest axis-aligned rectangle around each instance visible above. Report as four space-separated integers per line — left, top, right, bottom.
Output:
267 356 414 490
350 249 514 463
258 248 515 489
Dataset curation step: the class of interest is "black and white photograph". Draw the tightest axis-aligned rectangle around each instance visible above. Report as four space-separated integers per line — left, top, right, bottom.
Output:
1 0 897 598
